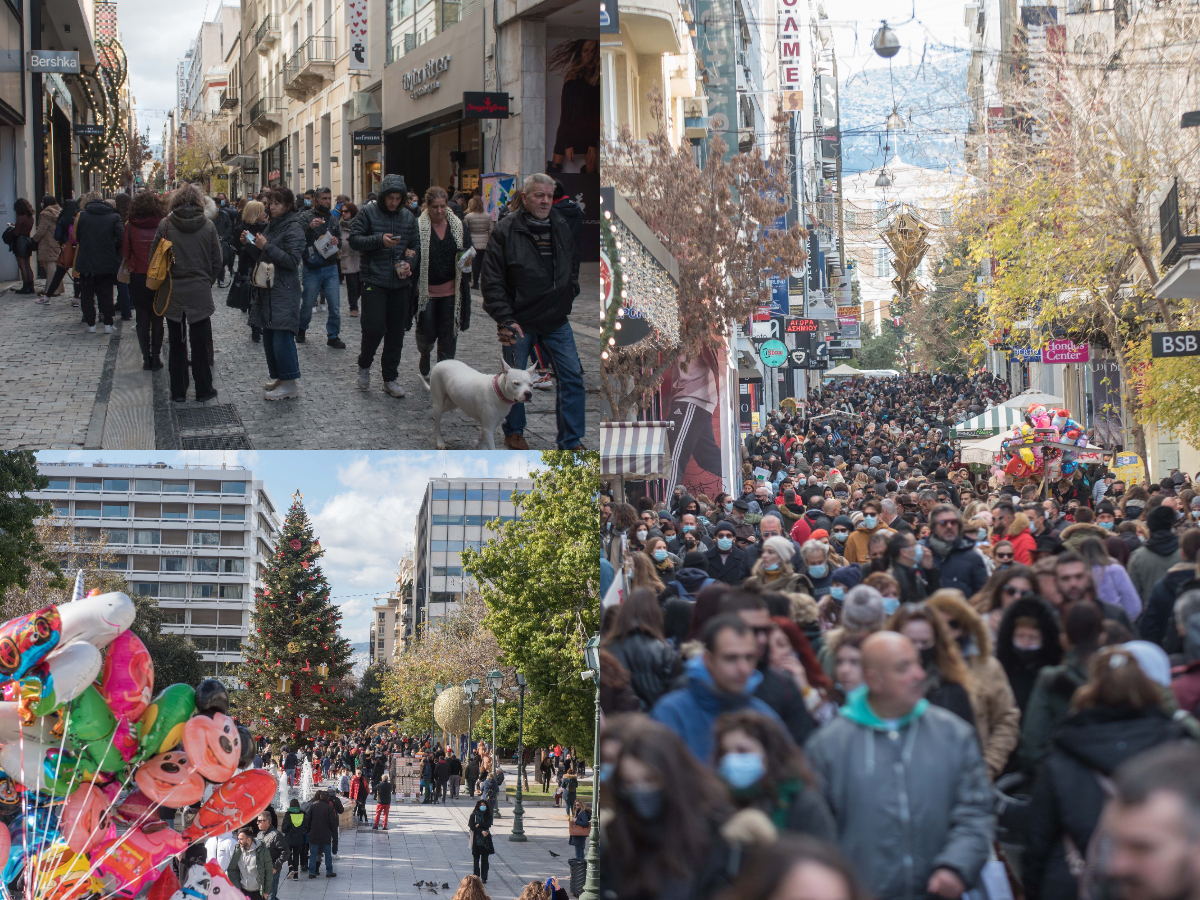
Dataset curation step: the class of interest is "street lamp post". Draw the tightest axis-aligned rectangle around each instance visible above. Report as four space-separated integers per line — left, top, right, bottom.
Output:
580 634 601 900
509 672 527 842
463 677 480 762
486 669 504 818
433 683 444 748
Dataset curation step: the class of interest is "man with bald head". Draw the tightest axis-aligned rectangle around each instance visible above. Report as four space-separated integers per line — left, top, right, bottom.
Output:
806 632 994 900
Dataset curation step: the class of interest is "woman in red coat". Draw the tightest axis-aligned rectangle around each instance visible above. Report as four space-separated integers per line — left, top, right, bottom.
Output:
1005 512 1038 566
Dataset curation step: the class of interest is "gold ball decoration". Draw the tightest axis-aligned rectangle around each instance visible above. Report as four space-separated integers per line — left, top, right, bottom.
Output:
433 685 485 734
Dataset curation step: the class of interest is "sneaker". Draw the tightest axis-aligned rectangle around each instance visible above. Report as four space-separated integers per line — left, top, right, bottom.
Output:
326 873 337 878
87 325 96 334
307 875 317 880
504 433 530 450
264 379 282 391
104 324 114 334
296 330 306 343
382 380 405 398
349 308 359 317
327 337 346 349
35 295 49 305
71 299 79 307
357 368 370 391
533 373 555 390
265 381 300 401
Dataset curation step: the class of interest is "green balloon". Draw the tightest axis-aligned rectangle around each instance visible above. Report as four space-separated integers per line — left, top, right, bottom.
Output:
68 686 117 744
135 683 195 762
80 738 127 775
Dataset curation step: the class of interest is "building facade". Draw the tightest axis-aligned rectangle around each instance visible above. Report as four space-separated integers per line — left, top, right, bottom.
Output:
410 477 530 636
368 591 400 664
30 463 280 679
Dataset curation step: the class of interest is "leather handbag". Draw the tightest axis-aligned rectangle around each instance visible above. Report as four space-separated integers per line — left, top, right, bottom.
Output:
252 257 275 289
116 259 130 284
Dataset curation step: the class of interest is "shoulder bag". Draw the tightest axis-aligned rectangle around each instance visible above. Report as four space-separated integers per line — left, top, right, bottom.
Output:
252 243 275 289
147 224 175 316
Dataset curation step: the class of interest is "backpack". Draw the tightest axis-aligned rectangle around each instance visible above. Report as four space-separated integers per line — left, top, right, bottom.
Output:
670 576 714 603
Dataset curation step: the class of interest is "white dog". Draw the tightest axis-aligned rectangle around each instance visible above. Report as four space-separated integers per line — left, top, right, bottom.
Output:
426 358 537 449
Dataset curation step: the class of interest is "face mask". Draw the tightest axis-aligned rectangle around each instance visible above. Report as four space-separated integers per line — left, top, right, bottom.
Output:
834 531 848 543
808 564 828 578
683 525 694 533
636 530 648 541
717 537 733 551
797 479 806 486
1099 521 1113 530
764 562 780 572
304 198 312 207
911 544 925 564
598 762 615 783
976 539 989 548
653 549 668 562
623 788 664 821
718 752 765 790
919 646 937 669
863 516 878 529
883 597 900 616
725 502 734 513
1179 510 1187 522
830 586 845 601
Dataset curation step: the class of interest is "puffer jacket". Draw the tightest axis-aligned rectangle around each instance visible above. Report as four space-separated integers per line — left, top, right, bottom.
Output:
1023 706 1188 900
480 206 580 334
349 173 420 290
605 630 685 711
32 205 60 267
149 198 222 323
805 686 994 900
925 535 990 598
280 808 307 847
248 210 305 334
74 199 124 276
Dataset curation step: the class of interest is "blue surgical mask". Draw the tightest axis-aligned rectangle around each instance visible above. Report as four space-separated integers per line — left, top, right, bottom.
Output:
764 562 780 572
1099 520 1113 530
911 544 924 564
682 525 695 533
718 752 765 790
833 531 848 543
653 548 668 562
725 502 734 513
830 586 845 601
863 516 878 529
598 762 614 783
883 597 900 616
808 564 827 578
717 537 734 551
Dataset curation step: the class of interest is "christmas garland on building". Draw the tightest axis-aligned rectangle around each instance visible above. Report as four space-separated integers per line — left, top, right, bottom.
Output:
64 35 129 190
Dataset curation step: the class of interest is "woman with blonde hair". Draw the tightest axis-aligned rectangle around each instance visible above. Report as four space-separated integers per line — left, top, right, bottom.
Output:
451 874 492 900
414 185 472 382
463 196 492 290
887 602 975 727
628 551 665 593
744 536 813 595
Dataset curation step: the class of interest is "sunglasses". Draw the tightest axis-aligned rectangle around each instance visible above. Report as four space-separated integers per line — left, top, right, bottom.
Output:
995 553 1014 561
1001 584 1023 595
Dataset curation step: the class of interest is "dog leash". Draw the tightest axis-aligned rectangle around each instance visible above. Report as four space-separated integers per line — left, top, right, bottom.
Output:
492 374 517 405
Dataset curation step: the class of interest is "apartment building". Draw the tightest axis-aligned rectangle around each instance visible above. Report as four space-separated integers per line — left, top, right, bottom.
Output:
368 591 400 664
31 463 280 679
409 477 530 638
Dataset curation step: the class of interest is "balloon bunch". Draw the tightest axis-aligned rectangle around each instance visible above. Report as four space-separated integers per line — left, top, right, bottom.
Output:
1000 404 1090 481
0 575 275 900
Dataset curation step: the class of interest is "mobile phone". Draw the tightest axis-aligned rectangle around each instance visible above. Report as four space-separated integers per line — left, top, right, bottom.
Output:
243 231 252 243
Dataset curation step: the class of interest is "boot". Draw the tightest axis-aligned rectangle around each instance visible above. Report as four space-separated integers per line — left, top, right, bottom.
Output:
264 380 300 401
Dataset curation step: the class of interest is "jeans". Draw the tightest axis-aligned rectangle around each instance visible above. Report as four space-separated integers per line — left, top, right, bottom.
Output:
308 842 333 875
116 279 132 319
358 284 410 382
286 766 295 786
129 274 163 364
301 263 341 339
449 775 460 799
268 870 281 900
415 295 458 375
80 273 117 327
167 317 214 401
374 803 390 828
345 272 361 310
262 329 300 382
574 841 585 859
502 321 586 448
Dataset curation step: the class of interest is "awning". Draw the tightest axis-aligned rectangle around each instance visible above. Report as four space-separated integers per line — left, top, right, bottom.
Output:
952 406 1026 438
601 421 672 478
824 364 862 377
1001 388 1064 410
959 433 1008 464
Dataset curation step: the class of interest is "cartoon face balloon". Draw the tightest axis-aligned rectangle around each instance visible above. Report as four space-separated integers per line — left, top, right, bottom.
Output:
134 750 206 806
203 860 244 900
56 591 135 650
100 630 154 724
181 711 241 782
0 606 61 682
61 784 113 854
194 678 229 716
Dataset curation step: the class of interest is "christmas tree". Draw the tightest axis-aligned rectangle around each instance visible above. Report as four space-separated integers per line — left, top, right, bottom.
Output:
233 491 354 745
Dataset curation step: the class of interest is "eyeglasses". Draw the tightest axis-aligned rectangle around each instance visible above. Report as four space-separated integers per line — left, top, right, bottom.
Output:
934 519 958 528
1001 584 1023 596
995 553 1014 561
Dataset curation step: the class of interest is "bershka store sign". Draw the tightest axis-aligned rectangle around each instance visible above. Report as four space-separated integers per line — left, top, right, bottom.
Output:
402 54 451 99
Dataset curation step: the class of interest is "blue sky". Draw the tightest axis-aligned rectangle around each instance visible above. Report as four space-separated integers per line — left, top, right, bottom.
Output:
35 450 543 641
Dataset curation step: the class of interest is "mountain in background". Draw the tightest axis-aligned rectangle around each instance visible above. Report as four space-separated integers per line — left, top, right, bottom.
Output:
838 56 969 174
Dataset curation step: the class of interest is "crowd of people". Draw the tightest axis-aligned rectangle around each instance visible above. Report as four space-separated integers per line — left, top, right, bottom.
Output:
599 372 1200 900
6 174 586 449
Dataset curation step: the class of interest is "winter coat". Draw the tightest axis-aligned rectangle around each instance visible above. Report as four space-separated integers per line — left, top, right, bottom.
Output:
743 570 812 596
259 826 286 867
338 215 361 273
996 597 1063 714
468 805 495 855
1129 531 1182 606
480 207 580 334
605 630 685 711
1017 653 1090 776
1091 562 1143 622
416 210 473 337
1141 564 1200 651
705 545 751 586
348 174 421 290
149 200 222 323
926 536 990 598
1059 522 1113 555
32 205 60 267
843 521 887 565
281 808 307 847
568 807 591 848
951 617 1021 778
650 654 785 764
734 778 837 840
1005 522 1038 566
74 200 124 277
805 686 994 900
248 210 305 334
121 215 164 275
377 780 393 804
304 799 339 844
464 210 492 254
228 838 273 893
1023 706 1188 900
298 205 343 270
756 663 819 747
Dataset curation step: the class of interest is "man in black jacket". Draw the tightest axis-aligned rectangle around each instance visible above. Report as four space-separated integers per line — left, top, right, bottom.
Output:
447 750 463 799
434 754 450 803
481 172 584 451
304 791 338 878
74 195 124 333
923 505 989 597
298 187 345 348
373 774 393 829
705 521 751 585
349 173 420 398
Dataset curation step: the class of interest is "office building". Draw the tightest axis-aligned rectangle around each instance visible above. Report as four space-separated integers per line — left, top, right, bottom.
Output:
368 591 400 665
31 462 280 678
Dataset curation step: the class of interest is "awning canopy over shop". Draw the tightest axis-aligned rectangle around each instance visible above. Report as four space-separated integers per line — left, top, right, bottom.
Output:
601 421 672 478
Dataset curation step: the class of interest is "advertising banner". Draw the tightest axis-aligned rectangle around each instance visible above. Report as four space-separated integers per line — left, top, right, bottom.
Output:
662 347 727 498
347 0 369 70
482 173 516 221
1042 339 1089 363
768 274 789 317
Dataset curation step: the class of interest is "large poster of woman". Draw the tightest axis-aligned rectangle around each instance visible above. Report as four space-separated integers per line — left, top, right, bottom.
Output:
661 347 727 500
545 38 599 174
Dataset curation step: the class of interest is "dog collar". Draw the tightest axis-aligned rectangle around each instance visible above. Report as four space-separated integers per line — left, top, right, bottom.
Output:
493 374 517 405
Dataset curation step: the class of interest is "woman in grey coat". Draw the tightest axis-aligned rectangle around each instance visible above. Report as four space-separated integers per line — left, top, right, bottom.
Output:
245 187 305 401
149 184 223 403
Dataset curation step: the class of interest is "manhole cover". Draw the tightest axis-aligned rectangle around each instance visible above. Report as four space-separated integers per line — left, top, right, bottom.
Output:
181 434 254 450
176 405 243 429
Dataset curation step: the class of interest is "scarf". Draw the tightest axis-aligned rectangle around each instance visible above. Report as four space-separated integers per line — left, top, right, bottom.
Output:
417 209 465 338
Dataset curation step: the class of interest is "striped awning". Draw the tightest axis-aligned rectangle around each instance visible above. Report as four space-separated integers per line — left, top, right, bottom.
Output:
601 421 672 478
951 406 1027 439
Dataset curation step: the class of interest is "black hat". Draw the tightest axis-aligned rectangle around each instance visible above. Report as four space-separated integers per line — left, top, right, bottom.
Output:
1147 504 1177 533
732 498 751 511
714 520 738 537
683 550 709 568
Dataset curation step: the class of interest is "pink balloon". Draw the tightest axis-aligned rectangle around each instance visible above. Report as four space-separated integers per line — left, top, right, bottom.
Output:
62 784 113 854
0 824 9 871
99 631 154 724
93 823 188 896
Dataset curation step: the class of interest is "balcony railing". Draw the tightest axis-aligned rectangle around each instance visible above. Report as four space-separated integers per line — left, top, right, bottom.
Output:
220 90 238 110
1160 178 1200 269
254 15 280 52
248 96 284 125
284 36 337 93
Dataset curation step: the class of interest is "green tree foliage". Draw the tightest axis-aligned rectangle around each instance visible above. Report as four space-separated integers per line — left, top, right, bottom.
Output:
908 241 985 373
851 326 900 370
349 664 388 729
461 451 601 759
0 451 62 600
233 494 354 745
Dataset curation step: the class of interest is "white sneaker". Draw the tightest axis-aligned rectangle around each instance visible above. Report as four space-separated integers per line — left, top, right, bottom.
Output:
533 373 554 390
382 379 405 398
88 325 96 333
265 380 300 401
104 324 114 334
264 379 282 392
357 368 370 391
